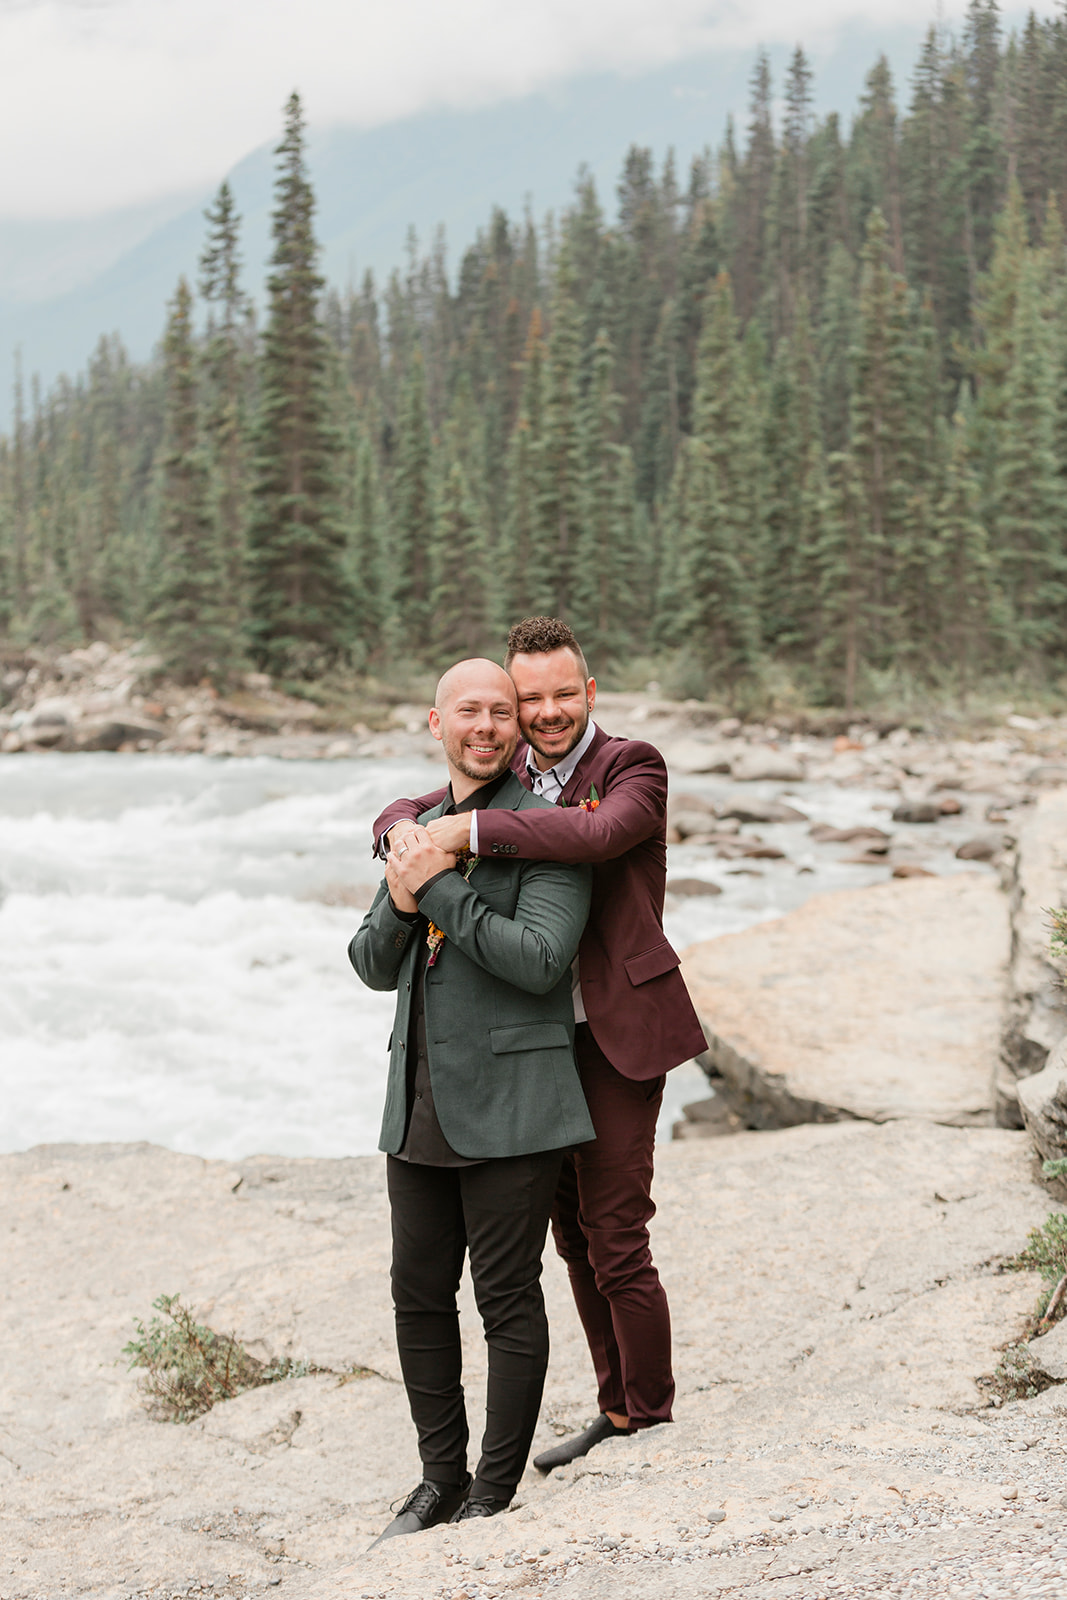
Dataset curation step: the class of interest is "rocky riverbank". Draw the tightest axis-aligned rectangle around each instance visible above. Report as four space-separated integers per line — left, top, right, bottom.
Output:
2 1125 1065 1600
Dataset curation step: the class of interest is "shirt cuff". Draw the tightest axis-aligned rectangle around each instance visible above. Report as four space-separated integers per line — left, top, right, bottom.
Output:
469 813 480 853
414 868 454 903
389 899 419 922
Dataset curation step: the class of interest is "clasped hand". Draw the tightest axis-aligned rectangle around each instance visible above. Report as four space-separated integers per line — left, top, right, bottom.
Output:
386 823 456 914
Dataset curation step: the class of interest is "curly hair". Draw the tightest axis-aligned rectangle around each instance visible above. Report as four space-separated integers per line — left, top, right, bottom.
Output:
503 616 589 679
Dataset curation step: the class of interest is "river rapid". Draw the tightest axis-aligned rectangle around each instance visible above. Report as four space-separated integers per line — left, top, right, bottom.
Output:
0 751 990 1159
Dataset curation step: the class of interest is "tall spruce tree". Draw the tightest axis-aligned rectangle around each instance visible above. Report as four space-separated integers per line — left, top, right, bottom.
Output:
993 254 1066 657
198 181 252 625
572 328 641 658
388 349 434 652
246 92 354 676
148 279 236 682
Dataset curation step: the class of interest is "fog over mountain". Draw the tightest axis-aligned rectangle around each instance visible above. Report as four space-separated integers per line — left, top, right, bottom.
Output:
0 18 955 399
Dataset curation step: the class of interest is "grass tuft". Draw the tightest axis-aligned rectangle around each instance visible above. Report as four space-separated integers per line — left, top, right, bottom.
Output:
123 1293 310 1423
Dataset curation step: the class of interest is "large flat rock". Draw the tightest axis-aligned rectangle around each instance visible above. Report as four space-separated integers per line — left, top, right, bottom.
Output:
0 1126 1062 1600
682 874 1009 1128
0 1127 1056 1600
1000 788 1067 1121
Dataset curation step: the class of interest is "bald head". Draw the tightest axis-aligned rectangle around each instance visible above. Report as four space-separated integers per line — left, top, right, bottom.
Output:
429 658 519 798
435 658 516 713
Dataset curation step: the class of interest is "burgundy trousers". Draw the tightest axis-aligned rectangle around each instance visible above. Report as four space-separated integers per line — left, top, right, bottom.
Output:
550 1023 675 1428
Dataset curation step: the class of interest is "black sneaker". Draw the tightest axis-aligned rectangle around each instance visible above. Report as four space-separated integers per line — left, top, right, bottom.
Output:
450 1495 510 1521
368 1474 472 1548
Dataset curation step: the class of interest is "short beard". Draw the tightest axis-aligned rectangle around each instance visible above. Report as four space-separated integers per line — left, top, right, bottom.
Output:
446 740 514 784
526 702 589 763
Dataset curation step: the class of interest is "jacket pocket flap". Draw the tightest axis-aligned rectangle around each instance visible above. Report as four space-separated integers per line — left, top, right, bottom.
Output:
490 1022 571 1054
623 941 681 987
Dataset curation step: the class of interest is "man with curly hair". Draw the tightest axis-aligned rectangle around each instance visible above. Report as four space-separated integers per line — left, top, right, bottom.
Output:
374 618 706 1470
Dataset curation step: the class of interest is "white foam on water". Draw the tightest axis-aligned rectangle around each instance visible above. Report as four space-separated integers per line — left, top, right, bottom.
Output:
0 888 395 1158
0 751 993 1159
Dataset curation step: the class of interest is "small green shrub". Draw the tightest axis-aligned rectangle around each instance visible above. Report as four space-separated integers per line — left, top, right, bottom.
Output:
123 1294 309 1423
982 1342 1055 1404
1005 1213 1067 1333
1048 907 1067 968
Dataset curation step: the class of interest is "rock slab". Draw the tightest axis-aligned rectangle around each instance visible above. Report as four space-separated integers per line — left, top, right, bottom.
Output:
0 1125 1052 1600
1000 788 1067 1122
1018 1036 1067 1161
682 874 1009 1128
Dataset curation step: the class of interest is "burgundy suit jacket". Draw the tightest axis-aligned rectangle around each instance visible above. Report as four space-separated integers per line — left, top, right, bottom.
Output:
372 725 707 1081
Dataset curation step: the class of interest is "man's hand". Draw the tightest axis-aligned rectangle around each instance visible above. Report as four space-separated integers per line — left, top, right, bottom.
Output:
385 855 418 914
389 824 456 897
385 818 419 853
426 813 472 853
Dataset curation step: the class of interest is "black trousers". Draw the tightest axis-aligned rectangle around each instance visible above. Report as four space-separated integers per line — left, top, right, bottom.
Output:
387 1149 563 1502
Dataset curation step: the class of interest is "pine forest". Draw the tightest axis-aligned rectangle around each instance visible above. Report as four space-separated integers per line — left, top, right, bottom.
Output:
4 4 1067 713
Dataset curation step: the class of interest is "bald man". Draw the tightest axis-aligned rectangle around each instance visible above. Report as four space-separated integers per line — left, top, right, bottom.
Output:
349 660 593 1540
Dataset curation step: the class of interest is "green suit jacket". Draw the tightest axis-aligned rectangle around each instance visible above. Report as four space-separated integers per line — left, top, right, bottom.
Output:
348 770 594 1160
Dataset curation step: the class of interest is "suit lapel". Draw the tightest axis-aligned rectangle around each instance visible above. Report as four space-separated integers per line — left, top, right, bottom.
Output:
560 725 610 806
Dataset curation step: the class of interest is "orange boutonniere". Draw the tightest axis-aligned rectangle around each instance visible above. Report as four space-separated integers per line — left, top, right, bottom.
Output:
426 848 479 967
563 784 600 811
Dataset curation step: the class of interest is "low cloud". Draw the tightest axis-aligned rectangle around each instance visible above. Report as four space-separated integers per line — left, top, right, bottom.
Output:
0 0 974 218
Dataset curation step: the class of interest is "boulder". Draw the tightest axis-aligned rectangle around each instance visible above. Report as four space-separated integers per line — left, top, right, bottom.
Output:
69 718 166 751
1017 1037 1067 1162
719 796 808 825
682 874 1008 1128
730 748 806 783
1027 764 1067 786
892 863 937 879
809 824 891 848
671 1095 741 1139
892 800 941 823
666 878 723 898
1000 789 1067 1122
1026 1317 1067 1382
955 835 1003 862
669 792 715 816
665 739 734 774
672 810 722 840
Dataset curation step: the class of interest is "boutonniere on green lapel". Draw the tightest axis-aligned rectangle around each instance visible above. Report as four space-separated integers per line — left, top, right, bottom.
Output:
426 849 479 966
562 784 600 812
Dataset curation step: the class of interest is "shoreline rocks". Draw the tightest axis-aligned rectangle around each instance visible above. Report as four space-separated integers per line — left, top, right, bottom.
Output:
999 790 1067 1126
682 875 1009 1130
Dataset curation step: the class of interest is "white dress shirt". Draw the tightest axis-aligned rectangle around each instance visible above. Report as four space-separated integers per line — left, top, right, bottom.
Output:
471 719 598 1023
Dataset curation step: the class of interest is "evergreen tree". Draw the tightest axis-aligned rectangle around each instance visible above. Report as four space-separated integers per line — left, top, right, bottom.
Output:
428 461 491 662
389 349 434 650
348 434 386 663
147 279 235 682
572 328 641 658
539 249 584 615
933 388 998 688
247 92 354 676
198 181 252 623
993 254 1066 656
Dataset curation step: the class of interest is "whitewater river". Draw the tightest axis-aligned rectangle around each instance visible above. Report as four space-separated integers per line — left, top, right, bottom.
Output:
0 752 991 1159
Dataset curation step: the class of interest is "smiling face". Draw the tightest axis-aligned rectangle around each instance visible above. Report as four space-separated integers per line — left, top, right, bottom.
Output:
429 659 519 796
507 647 597 771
